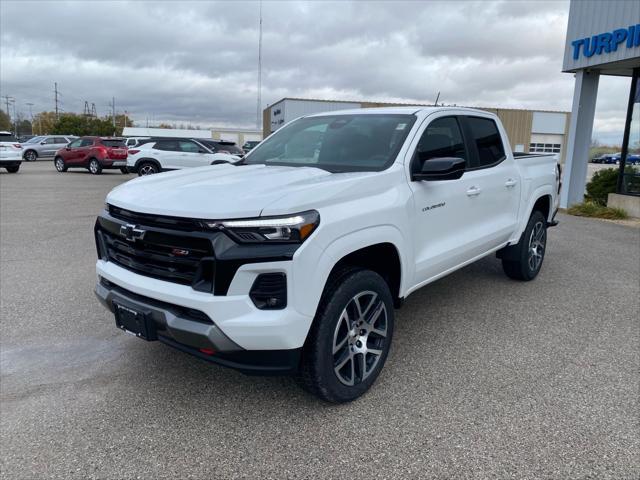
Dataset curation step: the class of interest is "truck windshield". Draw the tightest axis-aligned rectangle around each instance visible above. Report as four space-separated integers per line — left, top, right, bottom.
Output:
245 114 416 172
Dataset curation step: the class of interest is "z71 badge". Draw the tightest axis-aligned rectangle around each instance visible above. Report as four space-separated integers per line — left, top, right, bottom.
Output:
422 202 445 212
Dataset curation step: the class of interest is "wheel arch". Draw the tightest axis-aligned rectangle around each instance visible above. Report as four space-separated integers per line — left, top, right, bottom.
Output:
296 226 409 320
512 186 554 242
135 157 162 170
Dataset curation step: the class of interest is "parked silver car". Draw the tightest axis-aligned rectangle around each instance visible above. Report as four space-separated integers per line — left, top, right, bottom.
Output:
21 135 77 161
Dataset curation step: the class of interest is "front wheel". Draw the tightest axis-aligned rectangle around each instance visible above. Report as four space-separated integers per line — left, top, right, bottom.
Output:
24 150 37 162
298 268 394 403
54 157 67 172
5 165 20 173
502 210 547 281
88 158 102 175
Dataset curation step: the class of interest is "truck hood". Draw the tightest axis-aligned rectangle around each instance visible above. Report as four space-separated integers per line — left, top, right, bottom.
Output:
106 164 379 219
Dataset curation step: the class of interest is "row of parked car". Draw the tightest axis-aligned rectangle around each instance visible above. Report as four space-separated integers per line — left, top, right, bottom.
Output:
591 152 640 165
0 131 260 174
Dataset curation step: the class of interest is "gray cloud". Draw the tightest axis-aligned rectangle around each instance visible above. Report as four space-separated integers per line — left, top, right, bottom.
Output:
0 0 630 142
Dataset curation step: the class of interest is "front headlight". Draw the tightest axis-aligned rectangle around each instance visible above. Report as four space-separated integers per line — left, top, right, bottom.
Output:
205 210 320 243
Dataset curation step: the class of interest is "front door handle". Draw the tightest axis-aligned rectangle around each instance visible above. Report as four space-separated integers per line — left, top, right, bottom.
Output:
466 186 482 197
505 179 518 188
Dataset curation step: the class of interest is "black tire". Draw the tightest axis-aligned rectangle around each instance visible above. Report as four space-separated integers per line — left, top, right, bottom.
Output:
298 268 394 403
502 210 547 281
24 150 37 162
120 167 129 174
5 165 19 173
54 157 67 172
88 158 102 175
138 161 159 176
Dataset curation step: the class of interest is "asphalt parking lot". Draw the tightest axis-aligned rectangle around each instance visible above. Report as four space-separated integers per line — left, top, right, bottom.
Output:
1 162 639 479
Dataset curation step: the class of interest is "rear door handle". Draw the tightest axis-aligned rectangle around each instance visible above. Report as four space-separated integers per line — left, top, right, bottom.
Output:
466 186 482 196
505 179 518 188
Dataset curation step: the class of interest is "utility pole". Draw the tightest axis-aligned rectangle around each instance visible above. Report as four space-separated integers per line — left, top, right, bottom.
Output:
10 98 17 136
54 82 59 119
26 102 34 135
91 103 97 118
112 97 116 134
256 0 262 130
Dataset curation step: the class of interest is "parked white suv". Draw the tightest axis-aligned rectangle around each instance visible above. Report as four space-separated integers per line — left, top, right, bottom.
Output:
126 138 240 175
95 107 560 402
0 131 22 173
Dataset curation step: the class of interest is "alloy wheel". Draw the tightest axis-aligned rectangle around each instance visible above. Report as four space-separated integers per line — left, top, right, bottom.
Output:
332 291 388 386
528 221 546 272
89 160 99 174
55 158 64 172
25 151 37 162
139 164 156 175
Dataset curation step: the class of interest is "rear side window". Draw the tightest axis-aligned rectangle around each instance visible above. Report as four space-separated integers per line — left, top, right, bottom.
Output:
414 117 467 169
154 140 179 151
465 117 505 167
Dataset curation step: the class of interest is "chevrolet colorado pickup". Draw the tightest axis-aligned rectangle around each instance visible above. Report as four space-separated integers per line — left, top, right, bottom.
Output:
95 107 560 402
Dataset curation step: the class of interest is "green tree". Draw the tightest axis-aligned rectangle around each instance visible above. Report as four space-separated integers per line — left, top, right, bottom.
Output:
32 112 57 135
0 109 11 131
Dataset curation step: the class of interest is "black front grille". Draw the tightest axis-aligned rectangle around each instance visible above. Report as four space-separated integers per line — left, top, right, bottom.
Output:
109 205 205 232
98 218 214 288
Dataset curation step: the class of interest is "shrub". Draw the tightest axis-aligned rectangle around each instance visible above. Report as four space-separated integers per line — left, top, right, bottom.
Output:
586 168 618 205
567 202 628 220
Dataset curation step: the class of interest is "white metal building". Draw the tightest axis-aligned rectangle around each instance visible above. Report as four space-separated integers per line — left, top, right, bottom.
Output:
561 0 640 212
122 127 262 146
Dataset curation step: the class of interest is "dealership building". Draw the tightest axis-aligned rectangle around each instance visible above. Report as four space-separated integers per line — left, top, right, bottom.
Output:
263 98 571 163
562 0 640 213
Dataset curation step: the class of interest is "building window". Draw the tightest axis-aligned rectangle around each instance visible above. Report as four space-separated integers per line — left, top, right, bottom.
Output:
529 143 561 153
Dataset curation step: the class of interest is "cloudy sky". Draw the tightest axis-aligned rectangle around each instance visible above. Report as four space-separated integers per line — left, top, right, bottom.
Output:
0 0 631 143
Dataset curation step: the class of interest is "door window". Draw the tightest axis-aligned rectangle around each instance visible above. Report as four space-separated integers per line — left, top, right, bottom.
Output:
80 138 94 147
53 137 67 144
465 117 505 168
414 117 467 171
179 141 200 153
44 137 57 144
68 139 82 148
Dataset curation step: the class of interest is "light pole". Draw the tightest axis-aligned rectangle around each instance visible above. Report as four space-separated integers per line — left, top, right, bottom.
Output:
26 103 34 135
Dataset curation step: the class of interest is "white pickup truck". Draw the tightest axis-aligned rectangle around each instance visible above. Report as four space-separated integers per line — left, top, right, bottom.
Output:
95 107 560 402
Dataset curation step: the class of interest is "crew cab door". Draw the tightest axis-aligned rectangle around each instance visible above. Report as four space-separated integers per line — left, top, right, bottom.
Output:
459 115 521 247
408 115 481 283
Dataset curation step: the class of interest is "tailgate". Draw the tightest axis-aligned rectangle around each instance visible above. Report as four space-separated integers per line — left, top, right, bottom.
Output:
106 147 128 159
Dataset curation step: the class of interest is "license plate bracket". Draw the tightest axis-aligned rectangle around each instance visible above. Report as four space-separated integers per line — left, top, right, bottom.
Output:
114 302 157 341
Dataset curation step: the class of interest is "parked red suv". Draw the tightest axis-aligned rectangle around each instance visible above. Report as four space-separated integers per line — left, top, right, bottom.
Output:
54 137 129 174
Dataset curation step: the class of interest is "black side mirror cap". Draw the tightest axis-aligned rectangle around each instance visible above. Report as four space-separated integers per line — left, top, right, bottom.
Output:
412 156 466 181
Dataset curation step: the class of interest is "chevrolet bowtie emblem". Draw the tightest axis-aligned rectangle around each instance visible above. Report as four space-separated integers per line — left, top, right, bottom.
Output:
120 223 146 242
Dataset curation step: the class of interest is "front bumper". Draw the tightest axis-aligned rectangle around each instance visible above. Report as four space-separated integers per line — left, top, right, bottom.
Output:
95 274 303 374
96 253 312 352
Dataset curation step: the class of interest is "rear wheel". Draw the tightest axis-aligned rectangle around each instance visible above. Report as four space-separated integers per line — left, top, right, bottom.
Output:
138 161 158 176
24 150 37 162
120 167 129 174
298 268 394 403
502 210 547 281
5 165 19 173
88 158 102 175
54 157 67 172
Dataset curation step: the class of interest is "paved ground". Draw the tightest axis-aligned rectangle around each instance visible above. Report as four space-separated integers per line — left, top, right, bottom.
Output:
1 162 639 479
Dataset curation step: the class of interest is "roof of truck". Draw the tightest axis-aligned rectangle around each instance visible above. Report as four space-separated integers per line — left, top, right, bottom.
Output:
307 106 494 117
